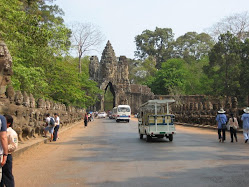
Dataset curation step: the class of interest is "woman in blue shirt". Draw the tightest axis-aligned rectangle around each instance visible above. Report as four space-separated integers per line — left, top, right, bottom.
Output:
216 108 227 142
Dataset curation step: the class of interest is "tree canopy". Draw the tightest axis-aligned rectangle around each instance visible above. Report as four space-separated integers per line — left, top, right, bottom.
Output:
0 0 101 108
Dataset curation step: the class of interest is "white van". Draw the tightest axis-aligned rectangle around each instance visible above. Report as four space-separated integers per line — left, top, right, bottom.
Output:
138 99 176 142
115 105 131 122
112 107 117 119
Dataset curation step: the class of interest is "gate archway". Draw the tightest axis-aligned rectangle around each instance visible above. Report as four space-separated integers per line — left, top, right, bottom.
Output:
104 82 116 111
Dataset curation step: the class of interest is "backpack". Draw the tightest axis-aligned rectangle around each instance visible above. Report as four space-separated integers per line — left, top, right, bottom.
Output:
50 117 55 127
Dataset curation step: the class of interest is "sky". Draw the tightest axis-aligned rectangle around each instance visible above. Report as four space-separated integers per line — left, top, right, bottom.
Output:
55 0 249 59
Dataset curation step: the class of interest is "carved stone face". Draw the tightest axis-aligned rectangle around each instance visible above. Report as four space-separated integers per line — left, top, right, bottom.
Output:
0 41 13 98
6 85 15 103
23 91 30 107
29 94 36 108
15 91 23 105
37 98 45 109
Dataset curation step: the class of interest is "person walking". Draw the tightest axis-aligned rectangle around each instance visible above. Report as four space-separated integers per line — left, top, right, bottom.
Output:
44 113 55 142
227 113 239 142
0 115 18 187
84 113 88 128
216 108 227 142
53 113 60 141
0 115 8 180
241 107 249 143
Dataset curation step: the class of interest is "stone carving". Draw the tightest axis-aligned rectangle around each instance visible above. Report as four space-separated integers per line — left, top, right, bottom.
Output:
29 93 36 108
89 41 154 113
45 100 51 110
15 91 23 105
37 98 45 109
23 91 30 107
6 85 15 103
0 41 13 98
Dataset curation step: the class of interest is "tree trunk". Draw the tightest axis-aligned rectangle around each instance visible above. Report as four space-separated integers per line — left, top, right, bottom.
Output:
79 56 81 74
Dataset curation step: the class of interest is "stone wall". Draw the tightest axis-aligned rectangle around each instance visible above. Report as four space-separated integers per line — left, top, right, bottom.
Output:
0 92 84 142
0 40 84 142
155 95 242 127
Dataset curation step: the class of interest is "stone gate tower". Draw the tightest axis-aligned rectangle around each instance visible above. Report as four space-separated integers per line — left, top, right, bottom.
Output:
89 41 154 113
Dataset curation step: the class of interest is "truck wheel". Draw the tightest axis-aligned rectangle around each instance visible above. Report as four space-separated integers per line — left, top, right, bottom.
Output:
127 120 130 123
169 134 173 141
140 134 143 139
146 135 151 142
116 120 119 122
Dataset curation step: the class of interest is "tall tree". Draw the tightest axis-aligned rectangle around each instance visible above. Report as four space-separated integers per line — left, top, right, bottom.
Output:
135 27 174 68
173 32 214 62
208 11 249 41
204 32 242 97
239 38 249 104
146 59 188 95
70 22 104 73
128 56 157 84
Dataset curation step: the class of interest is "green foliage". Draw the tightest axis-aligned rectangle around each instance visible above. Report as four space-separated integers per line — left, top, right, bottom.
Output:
146 59 188 95
135 27 174 68
239 39 249 104
0 0 100 108
128 56 157 84
12 63 48 98
184 57 212 94
204 32 242 97
104 87 114 111
173 32 214 62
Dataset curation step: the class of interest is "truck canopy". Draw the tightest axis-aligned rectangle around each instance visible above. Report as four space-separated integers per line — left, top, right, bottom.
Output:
139 99 175 115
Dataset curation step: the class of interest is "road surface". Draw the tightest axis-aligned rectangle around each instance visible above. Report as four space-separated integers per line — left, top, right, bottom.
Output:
13 118 249 187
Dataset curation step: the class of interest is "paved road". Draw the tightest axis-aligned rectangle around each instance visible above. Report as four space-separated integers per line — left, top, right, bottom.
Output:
14 118 249 187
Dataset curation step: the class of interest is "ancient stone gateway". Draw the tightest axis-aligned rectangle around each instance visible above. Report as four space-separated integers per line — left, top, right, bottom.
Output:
89 41 154 113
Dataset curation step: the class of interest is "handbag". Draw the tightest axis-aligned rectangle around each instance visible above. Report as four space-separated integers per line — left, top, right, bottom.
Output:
226 123 230 130
222 123 227 130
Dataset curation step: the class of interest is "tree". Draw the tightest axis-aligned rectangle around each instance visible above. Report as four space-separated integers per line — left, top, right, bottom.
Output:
70 22 104 73
135 27 174 68
208 11 249 41
204 32 242 97
173 32 214 62
145 59 188 95
128 56 157 84
239 38 249 104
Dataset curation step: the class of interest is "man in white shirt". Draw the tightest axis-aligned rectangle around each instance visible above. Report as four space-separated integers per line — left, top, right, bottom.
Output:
0 115 18 187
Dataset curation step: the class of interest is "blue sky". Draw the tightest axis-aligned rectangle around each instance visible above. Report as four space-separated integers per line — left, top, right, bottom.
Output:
56 0 249 59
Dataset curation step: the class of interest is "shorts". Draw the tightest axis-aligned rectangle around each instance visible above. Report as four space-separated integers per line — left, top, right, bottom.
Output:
45 126 54 134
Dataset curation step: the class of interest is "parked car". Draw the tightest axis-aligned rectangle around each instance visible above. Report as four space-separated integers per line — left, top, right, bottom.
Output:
98 112 107 118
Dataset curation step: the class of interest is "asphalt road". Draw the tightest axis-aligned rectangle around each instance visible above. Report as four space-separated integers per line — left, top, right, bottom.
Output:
13 118 249 187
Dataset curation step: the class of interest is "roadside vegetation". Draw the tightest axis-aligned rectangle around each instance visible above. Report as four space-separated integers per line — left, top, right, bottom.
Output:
1 0 248 107
0 0 102 108
132 13 249 105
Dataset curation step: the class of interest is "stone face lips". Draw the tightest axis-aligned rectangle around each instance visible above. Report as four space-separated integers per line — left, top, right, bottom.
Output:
89 41 154 112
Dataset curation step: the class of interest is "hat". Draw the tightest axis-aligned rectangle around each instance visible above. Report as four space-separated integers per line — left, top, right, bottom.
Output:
218 108 226 114
244 107 249 113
